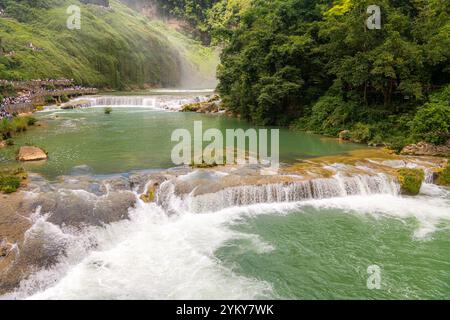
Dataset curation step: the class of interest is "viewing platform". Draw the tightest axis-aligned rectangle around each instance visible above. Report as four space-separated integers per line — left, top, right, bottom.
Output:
0 79 98 115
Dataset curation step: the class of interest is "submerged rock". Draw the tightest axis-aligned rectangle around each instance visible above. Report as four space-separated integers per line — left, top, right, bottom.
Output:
17 146 48 162
69 165 94 176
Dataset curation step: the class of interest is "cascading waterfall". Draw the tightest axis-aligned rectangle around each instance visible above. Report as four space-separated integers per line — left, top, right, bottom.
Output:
156 173 400 214
85 96 157 106
79 95 209 110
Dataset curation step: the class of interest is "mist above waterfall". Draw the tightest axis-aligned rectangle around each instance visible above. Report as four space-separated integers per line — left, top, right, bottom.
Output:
121 0 220 89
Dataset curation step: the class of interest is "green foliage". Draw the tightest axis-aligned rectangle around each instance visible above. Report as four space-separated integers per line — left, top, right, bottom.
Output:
0 118 13 139
44 96 55 104
411 102 450 145
305 95 357 135
0 174 21 193
437 162 450 186
104 107 113 114
397 168 424 196
217 0 450 148
26 116 37 126
0 116 36 139
350 123 375 144
0 165 26 193
0 0 193 88
60 95 69 103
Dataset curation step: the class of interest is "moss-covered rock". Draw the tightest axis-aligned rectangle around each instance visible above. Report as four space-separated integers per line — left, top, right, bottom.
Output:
0 167 27 194
436 162 450 186
140 186 157 203
397 168 425 196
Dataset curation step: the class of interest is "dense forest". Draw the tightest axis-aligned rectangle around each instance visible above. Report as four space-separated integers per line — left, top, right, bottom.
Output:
216 0 450 149
122 0 250 44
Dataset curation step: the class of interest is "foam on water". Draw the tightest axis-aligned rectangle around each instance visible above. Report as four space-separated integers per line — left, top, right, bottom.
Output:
9 201 273 300
4 169 450 299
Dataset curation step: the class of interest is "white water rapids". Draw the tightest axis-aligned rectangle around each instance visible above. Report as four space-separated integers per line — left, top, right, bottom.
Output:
3 170 449 300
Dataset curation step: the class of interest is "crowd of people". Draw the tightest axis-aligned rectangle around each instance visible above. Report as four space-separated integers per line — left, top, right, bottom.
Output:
0 103 12 120
1 79 97 119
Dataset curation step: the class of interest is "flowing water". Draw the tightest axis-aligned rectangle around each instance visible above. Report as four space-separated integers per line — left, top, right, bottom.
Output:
0 94 362 179
1 94 450 300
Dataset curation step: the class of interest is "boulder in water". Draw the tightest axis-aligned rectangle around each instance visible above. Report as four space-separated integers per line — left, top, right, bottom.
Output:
397 168 424 195
17 146 47 162
436 163 450 186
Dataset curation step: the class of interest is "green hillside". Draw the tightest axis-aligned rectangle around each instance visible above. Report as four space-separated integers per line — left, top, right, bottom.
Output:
0 0 218 88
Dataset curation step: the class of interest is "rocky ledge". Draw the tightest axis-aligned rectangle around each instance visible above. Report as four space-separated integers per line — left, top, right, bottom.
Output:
401 140 450 157
181 95 224 114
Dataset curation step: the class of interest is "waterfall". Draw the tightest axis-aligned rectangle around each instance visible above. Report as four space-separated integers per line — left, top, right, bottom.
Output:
424 169 435 184
79 95 209 111
84 96 157 107
156 173 400 214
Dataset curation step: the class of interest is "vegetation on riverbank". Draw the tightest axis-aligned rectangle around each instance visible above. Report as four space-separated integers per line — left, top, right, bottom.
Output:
0 166 26 193
0 0 217 89
0 116 37 142
216 0 450 151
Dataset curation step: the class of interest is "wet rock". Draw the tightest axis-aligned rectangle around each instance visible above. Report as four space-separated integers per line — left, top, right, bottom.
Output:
401 140 450 157
31 190 136 228
129 173 170 194
17 146 48 162
101 176 132 192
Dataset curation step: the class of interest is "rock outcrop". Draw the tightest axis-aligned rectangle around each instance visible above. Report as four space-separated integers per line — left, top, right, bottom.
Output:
181 95 223 113
401 140 450 157
17 146 47 161
397 168 425 196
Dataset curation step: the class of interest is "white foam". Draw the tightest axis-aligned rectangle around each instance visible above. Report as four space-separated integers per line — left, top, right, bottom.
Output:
12 202 273 300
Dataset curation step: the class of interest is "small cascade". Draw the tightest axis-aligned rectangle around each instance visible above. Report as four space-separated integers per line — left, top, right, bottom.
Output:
80 95 209 110
156 173 399 214
84 96 157 107
424 169 435 184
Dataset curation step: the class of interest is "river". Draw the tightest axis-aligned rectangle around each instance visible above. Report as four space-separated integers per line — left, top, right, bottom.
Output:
1 92 449 299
